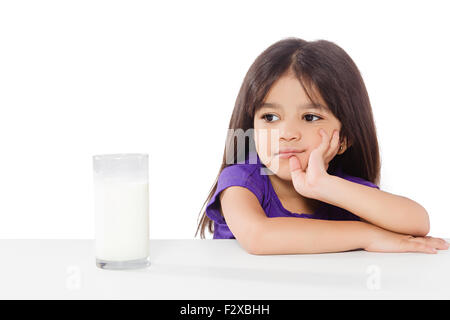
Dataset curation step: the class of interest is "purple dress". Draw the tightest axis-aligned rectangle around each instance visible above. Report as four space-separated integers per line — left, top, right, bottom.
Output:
205 151 379 239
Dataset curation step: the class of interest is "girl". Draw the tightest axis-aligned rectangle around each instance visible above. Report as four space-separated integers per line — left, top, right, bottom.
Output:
195 37 449 255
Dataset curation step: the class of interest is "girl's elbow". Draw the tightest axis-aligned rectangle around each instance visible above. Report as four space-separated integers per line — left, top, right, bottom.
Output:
245 245 263 255
413 206 430 237
242 231 265 255
421 212 430 236
240 224 267 255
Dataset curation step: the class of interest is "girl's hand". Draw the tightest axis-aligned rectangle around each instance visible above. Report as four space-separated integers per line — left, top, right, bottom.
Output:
365 226 449 254
288 129 340 199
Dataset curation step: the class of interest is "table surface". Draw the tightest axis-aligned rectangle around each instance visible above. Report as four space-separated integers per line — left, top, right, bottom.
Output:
1 239 449 299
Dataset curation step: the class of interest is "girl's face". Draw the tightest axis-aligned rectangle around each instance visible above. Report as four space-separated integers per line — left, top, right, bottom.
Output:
253 72 344 181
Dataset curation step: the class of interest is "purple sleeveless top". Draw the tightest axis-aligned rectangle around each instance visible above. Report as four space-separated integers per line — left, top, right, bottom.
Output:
205 151 379 239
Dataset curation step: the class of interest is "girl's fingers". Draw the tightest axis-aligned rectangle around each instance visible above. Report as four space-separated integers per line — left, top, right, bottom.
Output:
289 155 302 172
405 239 437 254
324 130 340 162
408 236 449 252
289 156 306 191
425 236 448 244
417 243 438 254
317 129 331 156
424 236 449 250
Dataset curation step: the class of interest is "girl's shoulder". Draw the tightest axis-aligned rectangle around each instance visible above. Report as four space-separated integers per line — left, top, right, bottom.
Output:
219 162 263 183
206 157 266 228
218 151 266 185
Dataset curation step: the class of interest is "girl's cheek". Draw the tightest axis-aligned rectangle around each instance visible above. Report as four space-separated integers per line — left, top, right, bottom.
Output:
254 138 269 166
301 151 310 170
255 129 275 157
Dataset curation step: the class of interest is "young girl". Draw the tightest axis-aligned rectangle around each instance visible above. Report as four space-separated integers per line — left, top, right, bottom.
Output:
195 37 449 255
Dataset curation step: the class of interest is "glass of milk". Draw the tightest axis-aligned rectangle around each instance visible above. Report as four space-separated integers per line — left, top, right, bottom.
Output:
93 153 150 270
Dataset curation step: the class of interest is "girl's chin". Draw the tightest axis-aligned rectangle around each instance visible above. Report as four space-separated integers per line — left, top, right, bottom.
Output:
278 171 294 181
264 166 294 181
261 156 305 178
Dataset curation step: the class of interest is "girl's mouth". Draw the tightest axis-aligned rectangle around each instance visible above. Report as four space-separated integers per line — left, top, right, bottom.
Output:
276 151 303 159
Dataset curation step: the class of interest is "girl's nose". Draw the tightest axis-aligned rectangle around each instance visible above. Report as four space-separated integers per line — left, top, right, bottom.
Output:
279 121 301 142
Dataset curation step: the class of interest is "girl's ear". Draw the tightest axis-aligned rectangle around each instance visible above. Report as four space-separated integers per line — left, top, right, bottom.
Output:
337 136 352 155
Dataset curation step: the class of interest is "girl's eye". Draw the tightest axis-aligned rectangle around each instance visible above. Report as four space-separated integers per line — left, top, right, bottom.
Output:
261 114 280 123
260 113 322 123
304 114 322 122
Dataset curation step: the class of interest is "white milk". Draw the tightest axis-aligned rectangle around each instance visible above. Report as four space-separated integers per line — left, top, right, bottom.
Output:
94 179 149 261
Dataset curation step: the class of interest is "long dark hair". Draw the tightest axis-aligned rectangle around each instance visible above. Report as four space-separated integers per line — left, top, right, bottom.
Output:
195 37 381 239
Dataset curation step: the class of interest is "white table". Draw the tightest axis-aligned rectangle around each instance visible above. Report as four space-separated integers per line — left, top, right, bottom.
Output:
1 239 449 299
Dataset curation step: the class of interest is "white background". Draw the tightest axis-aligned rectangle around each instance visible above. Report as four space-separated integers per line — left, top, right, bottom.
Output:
0 0 448 239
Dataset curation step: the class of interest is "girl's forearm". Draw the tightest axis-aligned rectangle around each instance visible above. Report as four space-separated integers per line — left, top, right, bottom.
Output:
317 175 430 237
251 217 376 255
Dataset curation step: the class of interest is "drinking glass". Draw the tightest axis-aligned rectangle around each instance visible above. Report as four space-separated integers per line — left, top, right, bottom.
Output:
93 153 150 270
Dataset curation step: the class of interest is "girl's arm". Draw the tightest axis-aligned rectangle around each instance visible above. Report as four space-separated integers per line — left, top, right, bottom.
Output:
221 185 371 254
254 216 374 254
316 175 430 237
289 129 429 238
221 186 447 255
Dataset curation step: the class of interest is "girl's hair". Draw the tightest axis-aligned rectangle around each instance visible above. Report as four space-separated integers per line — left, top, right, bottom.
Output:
195 37 380 239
